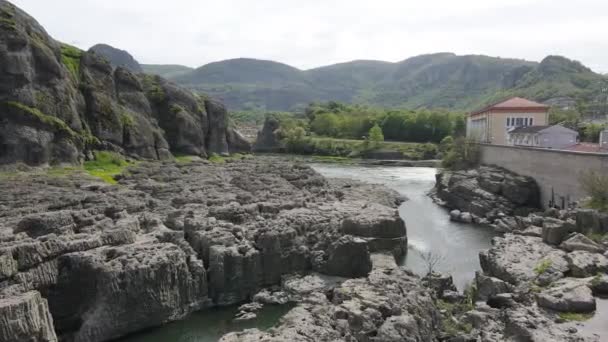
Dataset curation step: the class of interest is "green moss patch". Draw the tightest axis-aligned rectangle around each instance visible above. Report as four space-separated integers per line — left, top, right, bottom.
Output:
60 43 83 81
208 153 226 164
120 112 135 128
4 101 78 138
558 312 593 322
84 151 132 184
0 17 16 31
141 75 166 103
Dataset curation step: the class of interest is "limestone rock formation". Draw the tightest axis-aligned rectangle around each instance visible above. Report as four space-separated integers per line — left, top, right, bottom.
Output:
88 43 143 73
433 166 540 220
0 157 407 341
0 0 250 165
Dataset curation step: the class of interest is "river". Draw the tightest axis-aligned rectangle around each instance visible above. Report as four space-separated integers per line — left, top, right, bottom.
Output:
119 163 496 342
310 164 496 290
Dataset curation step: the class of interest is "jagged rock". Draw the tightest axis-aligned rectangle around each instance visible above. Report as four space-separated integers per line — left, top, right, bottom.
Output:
252 116 281 152
433 166 540 220
589 274 608 294
503 304 594 341
15 211 75 238
0 291 58 342
487 293 516 309
475 272 512 302
536 278 596 313
0 1 249 165
220 267 439 342
340 204 406 239
560 233 605 254
565 250 608 277
479 234 568 285
0 251 17 280
576 209 602 234
542 218 576 245
423 272 457 297
519 225 542 237
321 236 372 278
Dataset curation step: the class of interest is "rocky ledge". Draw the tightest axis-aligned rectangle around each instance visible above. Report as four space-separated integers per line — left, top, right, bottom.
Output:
0 157 409 342
432 166 541 224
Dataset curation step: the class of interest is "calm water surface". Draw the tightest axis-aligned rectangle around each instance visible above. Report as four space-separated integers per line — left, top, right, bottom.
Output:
311 164 496 289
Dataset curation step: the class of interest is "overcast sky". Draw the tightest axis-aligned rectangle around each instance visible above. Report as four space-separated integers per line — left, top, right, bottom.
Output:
11 0 608 72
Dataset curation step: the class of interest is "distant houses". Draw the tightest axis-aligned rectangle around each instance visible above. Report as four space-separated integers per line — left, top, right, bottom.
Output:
507 125 578 149
468 97 608 153
467 97 550 145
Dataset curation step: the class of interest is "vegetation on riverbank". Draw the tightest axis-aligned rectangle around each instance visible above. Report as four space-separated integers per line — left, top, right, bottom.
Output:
579 171 608 212
441 136 480 170
84 151 133 184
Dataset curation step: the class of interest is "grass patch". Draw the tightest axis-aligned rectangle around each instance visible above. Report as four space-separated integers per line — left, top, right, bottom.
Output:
120 112 135 128
174 155 199 164
534 259 552 275
591 273 604 287
0 17 16 30
84 151 131 184
60 44 83 81
208 153 226 164
311 155 356 164
436 299 474 336
586 232 607 244
4 101 78 138
558 312 594 322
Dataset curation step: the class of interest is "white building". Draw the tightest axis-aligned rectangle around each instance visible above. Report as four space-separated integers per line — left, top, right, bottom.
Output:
507 125 578 149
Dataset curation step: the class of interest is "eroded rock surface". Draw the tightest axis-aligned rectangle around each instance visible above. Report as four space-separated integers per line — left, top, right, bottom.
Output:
0 157 407 341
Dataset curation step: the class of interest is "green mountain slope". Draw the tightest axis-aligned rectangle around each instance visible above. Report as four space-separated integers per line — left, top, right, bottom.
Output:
158 54 608 113
141 64 193 79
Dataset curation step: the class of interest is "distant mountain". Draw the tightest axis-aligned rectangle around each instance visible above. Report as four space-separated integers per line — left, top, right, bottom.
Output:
89 43 142 72
159 53 607 113
141 64 193 79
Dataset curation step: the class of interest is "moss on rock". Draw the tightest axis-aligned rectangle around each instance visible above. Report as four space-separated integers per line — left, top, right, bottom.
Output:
60 43 83 81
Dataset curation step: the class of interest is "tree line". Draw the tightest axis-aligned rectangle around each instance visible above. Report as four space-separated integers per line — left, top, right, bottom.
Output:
304 101 466 143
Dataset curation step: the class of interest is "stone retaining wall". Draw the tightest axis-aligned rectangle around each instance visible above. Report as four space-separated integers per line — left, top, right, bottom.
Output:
478 144 608 208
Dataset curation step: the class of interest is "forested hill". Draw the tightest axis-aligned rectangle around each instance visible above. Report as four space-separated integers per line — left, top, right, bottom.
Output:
90 45 608 114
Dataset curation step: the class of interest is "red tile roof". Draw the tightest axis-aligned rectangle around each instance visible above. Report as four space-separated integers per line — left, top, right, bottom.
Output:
564 143 608 153
471 97 549 116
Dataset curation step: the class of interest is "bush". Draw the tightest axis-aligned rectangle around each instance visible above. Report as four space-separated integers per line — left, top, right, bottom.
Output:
441 137 480 170
579 171 608 211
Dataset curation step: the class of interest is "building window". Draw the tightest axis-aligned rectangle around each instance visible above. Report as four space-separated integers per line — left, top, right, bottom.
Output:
529 118 533 126
515 118 523 126
506 118 511 127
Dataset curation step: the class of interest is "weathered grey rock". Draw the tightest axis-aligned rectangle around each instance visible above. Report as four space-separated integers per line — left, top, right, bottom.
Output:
560 233 605 254
15 211 75 238
423 272 457 297
0 251 17 280
220 267 439 342
536 278 596 313
0 0 249 165
340 204 406 238
565 250 608 277
475 272 512 302
503 304 595 341
0 291 58 342
252 116 282 153
434 166 540 220
479 234 568 285
450 209 461 221
519 225 542 237
589 274 608 295
541 217 575 245
321 236 372 278
576 209 601 234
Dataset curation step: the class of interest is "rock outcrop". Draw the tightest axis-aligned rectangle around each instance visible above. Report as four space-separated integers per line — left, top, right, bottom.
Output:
252 116 282 152
433 166 540 221
0 157 408 341
0 0 249 165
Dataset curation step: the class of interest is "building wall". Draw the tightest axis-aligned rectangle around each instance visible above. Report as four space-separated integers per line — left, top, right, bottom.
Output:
488 110 548 145
479 144 608 208
538 131 578 149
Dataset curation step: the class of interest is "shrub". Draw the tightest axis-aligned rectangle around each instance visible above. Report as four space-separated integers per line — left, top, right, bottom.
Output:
441 137 480 170
534 259 552 275
579 171 608 212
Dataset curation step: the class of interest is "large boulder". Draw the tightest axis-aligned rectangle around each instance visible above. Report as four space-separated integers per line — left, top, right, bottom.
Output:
321 236 372 278
433 166 540 220
559 233 605 254
536 278 596 313
479 234 569 285
565 250 608 277
541 218 575 245
252 116 281 152
474 272 512 302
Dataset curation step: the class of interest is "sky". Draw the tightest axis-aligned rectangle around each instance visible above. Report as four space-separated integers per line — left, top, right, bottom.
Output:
11 0 608 73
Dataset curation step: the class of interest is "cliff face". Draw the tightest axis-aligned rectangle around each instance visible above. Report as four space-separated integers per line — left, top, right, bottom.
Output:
0 0 249 166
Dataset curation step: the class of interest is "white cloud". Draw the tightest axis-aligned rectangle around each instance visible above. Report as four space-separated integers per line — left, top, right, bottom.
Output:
11 0 608 72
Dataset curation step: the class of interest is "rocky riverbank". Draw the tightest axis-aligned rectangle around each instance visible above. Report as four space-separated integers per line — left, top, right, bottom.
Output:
432 166 541 225
0 157 414 341
432 166 608 341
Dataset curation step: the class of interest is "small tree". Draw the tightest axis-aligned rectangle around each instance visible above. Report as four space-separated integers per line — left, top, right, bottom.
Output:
442 137 480 170
368 123 384 148
420 251 444 275
579 171 608 211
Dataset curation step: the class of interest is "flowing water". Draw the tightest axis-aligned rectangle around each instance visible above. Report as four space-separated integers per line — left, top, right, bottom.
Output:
119 163 497 342
310 164 497 290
